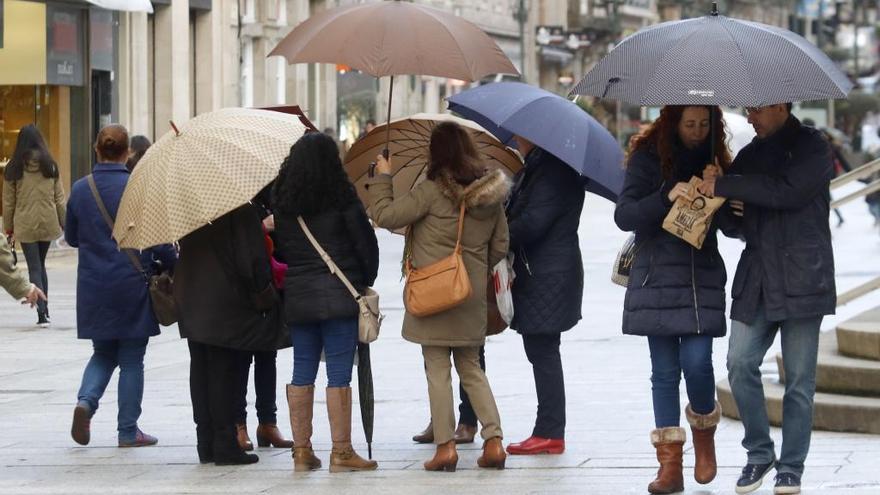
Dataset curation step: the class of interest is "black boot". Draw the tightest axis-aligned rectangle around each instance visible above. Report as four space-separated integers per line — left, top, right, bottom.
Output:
196 425 214 464
213 426 258 466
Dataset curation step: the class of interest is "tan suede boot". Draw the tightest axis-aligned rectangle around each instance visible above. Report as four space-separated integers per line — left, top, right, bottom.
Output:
686 401 721 484
648 427 686 494
286 384 322 472
326 387 378 473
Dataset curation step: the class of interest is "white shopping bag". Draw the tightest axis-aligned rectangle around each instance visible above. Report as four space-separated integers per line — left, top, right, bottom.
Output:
492 255 515 325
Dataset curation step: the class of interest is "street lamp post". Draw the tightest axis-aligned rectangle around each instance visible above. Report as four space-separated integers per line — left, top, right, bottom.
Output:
513 0 529 80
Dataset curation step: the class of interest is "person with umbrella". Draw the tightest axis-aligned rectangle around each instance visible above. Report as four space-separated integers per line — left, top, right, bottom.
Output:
369 121 509 472
698 103 836 495
615 106 733 494
272 132 379 473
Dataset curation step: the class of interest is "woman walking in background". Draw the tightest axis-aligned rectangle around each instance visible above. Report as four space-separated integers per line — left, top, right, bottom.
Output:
369 121 509 472
614 106 731 494
126 135 152 172
273 132 379 473
3 124 66 327
66 124 176 448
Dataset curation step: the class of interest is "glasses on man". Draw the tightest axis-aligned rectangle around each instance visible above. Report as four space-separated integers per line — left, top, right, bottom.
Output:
745 107 764 115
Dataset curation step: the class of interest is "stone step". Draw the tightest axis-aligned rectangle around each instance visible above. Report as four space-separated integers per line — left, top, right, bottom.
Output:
717 377 880 435
776 332 880 397
836 306 880 361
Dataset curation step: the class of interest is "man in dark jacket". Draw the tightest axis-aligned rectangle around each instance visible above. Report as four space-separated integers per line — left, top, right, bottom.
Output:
505 136 585 456
699 104 835 495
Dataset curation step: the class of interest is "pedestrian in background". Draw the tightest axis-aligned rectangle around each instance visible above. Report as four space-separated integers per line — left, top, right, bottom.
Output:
369 121 510 472
3 124 66 327
504 136 584 457
273 132 379 473
615 106 732 494
126 135 152 172
66 124 176 448
699 103 836 495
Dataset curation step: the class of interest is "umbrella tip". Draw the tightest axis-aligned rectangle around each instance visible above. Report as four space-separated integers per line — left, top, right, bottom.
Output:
711 2 719 16
169 120 181 137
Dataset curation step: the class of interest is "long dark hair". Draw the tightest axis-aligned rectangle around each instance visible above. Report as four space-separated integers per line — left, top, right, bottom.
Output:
426 121 483 185
272 132 358 217
126 135 152 171
628 105 732 180
4 124 58 181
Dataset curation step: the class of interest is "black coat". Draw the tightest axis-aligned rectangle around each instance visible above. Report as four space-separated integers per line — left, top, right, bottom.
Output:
274 201 379 325
716 116 836 324
506 147 585 335
614 142 728 338
174 204 284 351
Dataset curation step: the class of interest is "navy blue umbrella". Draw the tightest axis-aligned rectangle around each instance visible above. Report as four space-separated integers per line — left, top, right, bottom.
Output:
447 82 624 202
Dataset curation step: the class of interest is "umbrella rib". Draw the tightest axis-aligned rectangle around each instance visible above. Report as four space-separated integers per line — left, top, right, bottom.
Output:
716 19 761 105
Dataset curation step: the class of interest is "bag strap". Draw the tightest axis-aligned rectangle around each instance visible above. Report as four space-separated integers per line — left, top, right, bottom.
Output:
404 202 467 274
297 216 362 302
86 174 147 277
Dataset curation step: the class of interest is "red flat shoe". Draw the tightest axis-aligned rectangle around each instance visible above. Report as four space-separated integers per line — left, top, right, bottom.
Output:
505 436 565 455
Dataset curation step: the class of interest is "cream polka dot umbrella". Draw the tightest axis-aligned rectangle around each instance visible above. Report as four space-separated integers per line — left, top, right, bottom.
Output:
113 108 307 249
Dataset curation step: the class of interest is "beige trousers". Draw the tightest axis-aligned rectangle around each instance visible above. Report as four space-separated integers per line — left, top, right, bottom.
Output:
421 345 503 444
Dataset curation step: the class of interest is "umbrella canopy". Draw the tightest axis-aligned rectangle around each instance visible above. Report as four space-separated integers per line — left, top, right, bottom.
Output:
356 343 374 459
344 113 523 206
569 9 852 106
113 108 307 249
267 1 518 80
85 0 153 13
258 105 318 132
447 82 625 202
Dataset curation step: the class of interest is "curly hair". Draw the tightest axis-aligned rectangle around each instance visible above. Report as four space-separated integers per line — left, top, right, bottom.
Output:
4 124 58 181
272 131 359 217
628 106 732 180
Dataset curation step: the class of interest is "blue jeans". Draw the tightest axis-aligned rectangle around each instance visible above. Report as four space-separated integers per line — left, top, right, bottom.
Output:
648 335 716 428
727 310 822 477
290 318 357 387
76 338 149 442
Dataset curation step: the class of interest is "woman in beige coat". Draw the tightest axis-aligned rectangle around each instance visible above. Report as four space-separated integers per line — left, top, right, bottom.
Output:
369 121 510 472
3 125 66 326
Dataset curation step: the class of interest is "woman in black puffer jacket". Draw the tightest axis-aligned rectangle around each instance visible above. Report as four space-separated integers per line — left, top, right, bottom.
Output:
614 106 732 494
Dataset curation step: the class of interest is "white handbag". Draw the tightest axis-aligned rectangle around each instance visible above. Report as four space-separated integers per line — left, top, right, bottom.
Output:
297 217 382 343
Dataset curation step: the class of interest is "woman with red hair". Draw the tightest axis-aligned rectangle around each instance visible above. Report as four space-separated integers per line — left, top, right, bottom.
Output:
614 106 733 494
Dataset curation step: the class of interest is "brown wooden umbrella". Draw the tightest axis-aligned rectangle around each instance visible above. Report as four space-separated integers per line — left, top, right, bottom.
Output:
268 0 518 156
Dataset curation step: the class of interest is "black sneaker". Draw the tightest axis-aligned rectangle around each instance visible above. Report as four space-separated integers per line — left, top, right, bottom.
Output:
774 473 801 494
37 313 50 328
736 461 776 494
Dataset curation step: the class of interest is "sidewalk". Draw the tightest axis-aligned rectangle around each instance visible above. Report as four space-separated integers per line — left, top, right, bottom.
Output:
1 193 879 494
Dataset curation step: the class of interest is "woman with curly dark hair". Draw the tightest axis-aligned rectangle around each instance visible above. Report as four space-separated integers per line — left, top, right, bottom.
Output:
272 131 379 473
615 106 733 494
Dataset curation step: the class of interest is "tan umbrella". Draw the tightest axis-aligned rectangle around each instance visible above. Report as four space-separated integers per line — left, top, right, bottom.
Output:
113 108 307 249
345 113 522 208
268 0 519 156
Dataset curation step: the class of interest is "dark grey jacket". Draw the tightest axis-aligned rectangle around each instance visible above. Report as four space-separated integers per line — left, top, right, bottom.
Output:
716 116 836 324
615 141 728 338
506 147 585 335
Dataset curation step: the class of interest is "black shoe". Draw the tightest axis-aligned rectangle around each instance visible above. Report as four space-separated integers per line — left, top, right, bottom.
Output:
736 461 776 494
214 452 259 466
774 472 801 494
37 313 50 328
197 444 214 464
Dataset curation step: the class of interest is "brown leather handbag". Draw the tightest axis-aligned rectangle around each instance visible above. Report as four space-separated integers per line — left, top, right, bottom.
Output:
404 203 473 317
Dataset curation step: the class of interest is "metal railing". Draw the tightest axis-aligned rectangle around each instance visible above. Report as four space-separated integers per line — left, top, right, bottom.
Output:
831 158 880 306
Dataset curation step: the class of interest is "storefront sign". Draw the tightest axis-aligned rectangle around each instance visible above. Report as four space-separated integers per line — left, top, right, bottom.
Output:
46 4 85 86
89 9 114 72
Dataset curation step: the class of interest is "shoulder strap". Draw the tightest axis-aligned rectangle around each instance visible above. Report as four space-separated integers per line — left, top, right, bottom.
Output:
453 202 466 253
297 216 361 301
86 174 146 275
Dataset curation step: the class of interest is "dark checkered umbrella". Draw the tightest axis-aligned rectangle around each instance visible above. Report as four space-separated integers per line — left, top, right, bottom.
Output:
569 4 852 106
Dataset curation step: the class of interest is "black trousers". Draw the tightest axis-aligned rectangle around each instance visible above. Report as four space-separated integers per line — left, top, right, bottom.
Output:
457 345 486 427
522 333 565 439
21 241 50 316
234 350 279 425
188 340 248 459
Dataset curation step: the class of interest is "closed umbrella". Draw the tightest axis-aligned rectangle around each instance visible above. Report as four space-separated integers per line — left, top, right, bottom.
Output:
447 82 625 202
268 0 518 156
85 0 153 13
356 343 374 459
113 108 307 249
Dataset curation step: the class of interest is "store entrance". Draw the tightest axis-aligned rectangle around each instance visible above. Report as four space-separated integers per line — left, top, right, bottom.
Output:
90 70 112 160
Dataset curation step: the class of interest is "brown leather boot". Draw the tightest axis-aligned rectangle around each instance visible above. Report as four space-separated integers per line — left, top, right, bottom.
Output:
236 423 253 451
648 427 685 494
423 440 458 472
412 421 434 443
287 384 321 472
477 436 506 469
686 401 721 484
453 423 477 444
326 387 378 472
256 423 294 448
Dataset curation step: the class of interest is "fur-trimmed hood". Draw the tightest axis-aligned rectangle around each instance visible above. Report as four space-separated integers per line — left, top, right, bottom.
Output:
434 169 511 219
